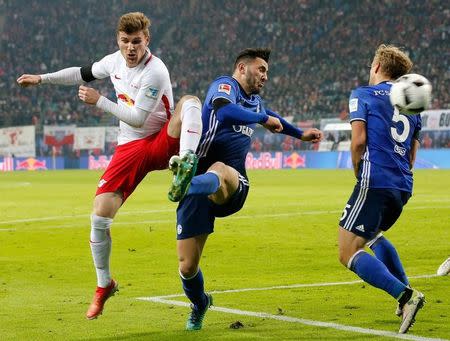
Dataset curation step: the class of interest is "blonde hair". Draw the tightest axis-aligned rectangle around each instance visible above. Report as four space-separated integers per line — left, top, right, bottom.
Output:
374 44 413 80
117 12 150 38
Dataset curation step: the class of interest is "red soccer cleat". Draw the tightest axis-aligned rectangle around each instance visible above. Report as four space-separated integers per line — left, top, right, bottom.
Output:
86 279 119 320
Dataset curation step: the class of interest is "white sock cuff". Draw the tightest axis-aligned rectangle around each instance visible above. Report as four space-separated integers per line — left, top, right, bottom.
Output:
180 98 201 121
179 267 199 280
347 249 366 269
206 170 220 178
366 232 384 248
91 214 113 230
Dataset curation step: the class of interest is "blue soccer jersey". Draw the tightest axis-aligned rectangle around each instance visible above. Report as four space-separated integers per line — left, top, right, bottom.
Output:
196 76 265 180
349 81 422 192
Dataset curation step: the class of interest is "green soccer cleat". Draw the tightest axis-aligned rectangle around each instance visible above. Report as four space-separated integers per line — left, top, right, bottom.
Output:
398 289 425 334
186 294 213 331
168 151 198 202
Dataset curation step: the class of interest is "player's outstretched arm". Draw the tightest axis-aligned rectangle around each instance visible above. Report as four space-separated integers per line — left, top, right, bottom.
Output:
17 74 42 87
262 115 283 133
17 67 84 87
300 128 323 143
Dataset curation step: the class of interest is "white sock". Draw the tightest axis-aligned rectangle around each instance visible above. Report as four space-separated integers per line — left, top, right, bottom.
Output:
90 214 113 288
179 98 202 158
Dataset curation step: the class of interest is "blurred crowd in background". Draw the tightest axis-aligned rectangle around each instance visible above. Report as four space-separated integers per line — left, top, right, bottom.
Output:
1 0 449 153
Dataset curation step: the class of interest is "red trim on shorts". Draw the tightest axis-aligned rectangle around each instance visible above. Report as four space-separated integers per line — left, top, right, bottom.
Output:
162 95 171 120
144 53 153 65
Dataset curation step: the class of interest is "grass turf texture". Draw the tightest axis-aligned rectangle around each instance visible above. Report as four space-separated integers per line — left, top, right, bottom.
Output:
0 169 449 340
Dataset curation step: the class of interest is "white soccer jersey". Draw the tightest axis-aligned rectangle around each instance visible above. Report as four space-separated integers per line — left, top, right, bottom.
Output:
92 50 173 145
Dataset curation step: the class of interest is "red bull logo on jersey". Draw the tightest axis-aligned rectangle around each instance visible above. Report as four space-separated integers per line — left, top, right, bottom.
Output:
16 157 47 171
284 152 306 168
117 93 135 107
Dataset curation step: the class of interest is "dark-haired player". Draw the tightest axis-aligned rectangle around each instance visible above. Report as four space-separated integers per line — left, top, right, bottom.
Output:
170 48 322 330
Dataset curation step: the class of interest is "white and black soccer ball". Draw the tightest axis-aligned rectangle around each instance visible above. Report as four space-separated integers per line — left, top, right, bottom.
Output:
389 73 432 115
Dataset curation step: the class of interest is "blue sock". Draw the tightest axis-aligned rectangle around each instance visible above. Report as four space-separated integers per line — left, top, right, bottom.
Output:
350 251 407 299
181 269 208 310
187 172 220 196
369 236 409 286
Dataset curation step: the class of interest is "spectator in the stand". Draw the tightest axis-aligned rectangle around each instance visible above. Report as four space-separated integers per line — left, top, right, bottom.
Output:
2 0 449 149
422 133 433 149
263 130 275 151
251 137 263 152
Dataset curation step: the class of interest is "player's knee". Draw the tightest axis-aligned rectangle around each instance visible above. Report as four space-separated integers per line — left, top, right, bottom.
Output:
178 260 198 278
179 95 201 107
338 250 349 267
208 162 226 177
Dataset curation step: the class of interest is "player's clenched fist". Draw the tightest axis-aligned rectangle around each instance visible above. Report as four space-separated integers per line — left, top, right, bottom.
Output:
17 74 41 87
78 85 101 105
262 115 283 133
301 128 323 142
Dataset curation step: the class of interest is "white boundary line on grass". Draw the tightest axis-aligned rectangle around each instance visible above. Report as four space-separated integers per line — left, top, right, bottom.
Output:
137 274 446 341
0 205 448 231
140 274 439 299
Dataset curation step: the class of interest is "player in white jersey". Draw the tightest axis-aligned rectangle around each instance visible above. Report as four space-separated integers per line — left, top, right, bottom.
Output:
17 12 203 320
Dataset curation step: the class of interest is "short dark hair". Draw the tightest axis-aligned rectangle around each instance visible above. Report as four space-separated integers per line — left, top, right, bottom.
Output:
234 48 271 69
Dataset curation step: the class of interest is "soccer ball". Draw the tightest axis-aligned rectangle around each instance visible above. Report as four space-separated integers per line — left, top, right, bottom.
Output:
389 73 432 115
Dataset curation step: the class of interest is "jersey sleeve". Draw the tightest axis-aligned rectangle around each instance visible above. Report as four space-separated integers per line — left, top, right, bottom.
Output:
349 89 368 122
210 78 239 104
413 115 422 141
134 66 170 112
91 53 116 80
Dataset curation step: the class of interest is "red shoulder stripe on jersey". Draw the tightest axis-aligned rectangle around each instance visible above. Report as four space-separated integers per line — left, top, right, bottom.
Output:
144 53 153 65
162 95 171 120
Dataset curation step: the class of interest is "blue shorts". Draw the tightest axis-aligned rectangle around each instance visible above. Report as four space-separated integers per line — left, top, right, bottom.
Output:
176 174 249 240
339 185 411 240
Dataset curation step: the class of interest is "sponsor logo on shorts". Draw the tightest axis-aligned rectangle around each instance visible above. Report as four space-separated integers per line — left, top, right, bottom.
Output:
98 179 107 188
355 224 365 232
218 83 231 95
177 224 183 235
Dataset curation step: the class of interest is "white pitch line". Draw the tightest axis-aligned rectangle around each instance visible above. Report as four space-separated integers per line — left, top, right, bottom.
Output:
140 297 447 341
138 274 439 300
0 205 448 231
0 208 173 225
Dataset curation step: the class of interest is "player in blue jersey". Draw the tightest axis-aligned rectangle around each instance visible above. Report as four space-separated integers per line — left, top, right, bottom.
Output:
169 48 322 330
338 44 424 334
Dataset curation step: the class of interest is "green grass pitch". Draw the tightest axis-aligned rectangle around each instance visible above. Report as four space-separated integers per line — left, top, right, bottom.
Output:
0 169 449 340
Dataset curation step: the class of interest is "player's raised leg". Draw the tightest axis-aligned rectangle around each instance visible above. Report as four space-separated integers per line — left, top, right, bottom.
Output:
178 234 212 330
167 95 203 202
86 192 122 320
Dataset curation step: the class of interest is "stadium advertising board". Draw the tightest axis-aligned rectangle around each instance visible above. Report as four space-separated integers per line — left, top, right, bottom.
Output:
1 150 450 171
0 125 35 157
421 110 450 131
74 127 106 150
44 125 76 146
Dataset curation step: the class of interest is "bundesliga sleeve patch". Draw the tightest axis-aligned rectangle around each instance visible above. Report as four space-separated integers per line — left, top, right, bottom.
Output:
145 87 159 99
218 83 231 95
349 98 358 113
